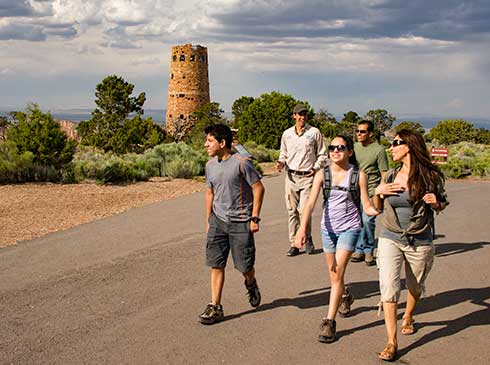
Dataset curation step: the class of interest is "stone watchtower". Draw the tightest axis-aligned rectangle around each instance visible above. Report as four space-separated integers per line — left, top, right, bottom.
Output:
165 44 210 138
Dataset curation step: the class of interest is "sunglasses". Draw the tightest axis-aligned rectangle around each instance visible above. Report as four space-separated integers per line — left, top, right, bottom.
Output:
328 144 347 152
391 139 407 147
356 129 368 134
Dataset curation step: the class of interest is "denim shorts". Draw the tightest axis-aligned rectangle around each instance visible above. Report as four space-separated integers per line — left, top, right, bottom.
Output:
321 228 360 254
206 213 255 273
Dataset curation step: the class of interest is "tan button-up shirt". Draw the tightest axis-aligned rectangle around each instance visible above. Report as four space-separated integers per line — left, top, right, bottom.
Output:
278 124 327 172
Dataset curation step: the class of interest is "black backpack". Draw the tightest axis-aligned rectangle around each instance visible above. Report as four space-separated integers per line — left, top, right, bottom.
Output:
322 164 361 209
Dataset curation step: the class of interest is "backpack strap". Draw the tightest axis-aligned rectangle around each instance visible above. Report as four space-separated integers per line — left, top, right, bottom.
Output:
348 165 361 209
322 165 332 204
323 164 360 208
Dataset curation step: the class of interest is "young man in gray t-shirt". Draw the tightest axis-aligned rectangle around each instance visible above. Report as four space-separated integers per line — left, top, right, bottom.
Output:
198 124 265 325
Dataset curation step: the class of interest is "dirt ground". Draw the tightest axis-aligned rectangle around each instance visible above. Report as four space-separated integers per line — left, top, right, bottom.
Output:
0 178 206 248
0 163 276 248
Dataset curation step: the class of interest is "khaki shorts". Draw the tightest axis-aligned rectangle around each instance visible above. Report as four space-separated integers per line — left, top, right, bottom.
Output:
377 237 434 303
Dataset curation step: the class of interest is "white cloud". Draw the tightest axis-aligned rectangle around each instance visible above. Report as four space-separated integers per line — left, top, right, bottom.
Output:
0 0 489 117
104 0 152 25
0 67 15 76
50 0 103 25
28 0 54 16
445 98 464 110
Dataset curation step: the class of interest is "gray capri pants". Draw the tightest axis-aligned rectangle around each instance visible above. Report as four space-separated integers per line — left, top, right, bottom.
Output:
377 237 434 303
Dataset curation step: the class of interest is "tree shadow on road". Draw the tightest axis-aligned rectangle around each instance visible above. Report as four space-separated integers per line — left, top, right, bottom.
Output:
435 241 490 257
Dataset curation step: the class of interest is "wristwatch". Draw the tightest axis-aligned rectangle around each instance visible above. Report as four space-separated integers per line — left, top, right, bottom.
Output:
250 216 261 223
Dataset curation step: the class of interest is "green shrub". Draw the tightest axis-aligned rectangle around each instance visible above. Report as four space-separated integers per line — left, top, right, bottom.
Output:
71 142 207 183
243 141 279 162
164 158 203 178
71 145 149 184
439 157 472 178
60 164 77 184
439 142 490 178
0 141 61 182
28 164 60 182
7 104 76 169
141 142 207 178
251 159 263 175
470 150 490 177
0 141 35 183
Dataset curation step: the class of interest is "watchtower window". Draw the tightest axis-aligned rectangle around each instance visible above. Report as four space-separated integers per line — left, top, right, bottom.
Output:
180 114 184 119
179 55 185 61
179 93 185 97
170 73 174 79
182 75 186 79
172 55 177 61
190 54 195 61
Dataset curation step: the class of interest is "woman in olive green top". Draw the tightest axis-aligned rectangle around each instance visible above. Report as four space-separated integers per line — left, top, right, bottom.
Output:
373 129 448 361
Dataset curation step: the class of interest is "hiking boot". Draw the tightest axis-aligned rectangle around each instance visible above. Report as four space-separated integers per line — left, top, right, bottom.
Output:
305 238 315 254
286 246 300 257
318 318 337 343
365 253 376 266
198 303 224 325
338 290 354 317
350 252 365 262
245 278 261 307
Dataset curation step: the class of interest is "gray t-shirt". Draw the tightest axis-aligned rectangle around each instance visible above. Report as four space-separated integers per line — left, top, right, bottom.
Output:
205 153 262 223
379 190 432 244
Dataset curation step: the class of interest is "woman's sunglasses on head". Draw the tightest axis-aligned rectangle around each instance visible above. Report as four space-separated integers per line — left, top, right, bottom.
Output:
391 139 407 147
328 144 347 152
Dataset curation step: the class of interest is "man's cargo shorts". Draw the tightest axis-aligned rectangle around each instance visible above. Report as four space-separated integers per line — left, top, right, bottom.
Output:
206 213 255 273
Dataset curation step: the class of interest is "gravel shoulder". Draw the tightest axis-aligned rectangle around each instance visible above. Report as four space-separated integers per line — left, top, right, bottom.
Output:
0 163 277 248
0 178 205 248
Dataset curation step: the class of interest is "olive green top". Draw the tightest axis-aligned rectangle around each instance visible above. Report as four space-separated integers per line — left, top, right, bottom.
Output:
354 141 389 197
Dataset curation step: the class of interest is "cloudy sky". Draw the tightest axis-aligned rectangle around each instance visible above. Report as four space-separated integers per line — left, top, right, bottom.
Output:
1 0 489 119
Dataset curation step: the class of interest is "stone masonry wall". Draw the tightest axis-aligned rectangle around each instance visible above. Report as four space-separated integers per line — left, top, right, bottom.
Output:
165 44 210 138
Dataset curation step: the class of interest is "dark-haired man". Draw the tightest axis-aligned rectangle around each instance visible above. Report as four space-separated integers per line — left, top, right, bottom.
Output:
276 103 327 257
351 120 388 266
199 124 265 325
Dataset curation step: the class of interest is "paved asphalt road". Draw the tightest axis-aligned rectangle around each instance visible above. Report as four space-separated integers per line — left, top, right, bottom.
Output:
1 174 490 364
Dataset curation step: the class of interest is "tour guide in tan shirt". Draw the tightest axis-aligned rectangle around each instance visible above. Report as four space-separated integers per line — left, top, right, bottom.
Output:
276 103 327 256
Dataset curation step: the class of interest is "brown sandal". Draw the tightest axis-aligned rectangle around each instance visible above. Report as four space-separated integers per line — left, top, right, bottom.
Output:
401 316 415 335
378 343 398 362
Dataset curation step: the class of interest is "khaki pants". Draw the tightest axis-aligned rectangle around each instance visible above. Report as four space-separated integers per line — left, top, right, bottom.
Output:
285 173 314 244
377 237 434 303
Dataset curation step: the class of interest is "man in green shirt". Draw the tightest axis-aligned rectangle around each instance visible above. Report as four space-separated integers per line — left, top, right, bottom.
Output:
351 120 388 266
